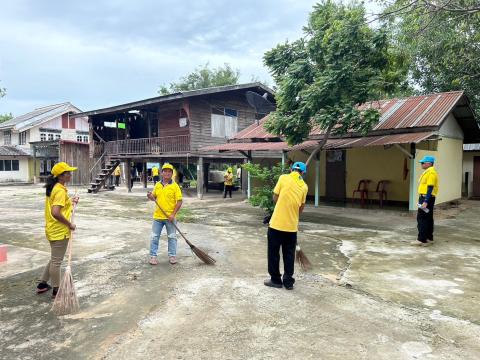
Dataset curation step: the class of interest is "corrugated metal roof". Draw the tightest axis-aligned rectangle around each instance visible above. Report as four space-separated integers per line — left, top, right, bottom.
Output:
0 102 81 131
0 146 30 157
202 132 435 152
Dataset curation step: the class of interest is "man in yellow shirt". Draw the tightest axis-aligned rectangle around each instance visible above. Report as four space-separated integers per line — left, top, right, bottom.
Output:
265 162 308 290
223 167 234 198
147 163 183 265
114 165 121 187
416 155 439 245
151 165 159 185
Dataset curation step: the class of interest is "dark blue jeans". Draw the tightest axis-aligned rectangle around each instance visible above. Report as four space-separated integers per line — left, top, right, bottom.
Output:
417 195 435 242
267 227 296 287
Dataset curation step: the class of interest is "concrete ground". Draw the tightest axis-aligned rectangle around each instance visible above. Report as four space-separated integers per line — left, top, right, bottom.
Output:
0 184 479 360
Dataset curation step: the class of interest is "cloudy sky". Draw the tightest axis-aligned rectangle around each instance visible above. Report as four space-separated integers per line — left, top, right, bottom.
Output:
0 0 379 116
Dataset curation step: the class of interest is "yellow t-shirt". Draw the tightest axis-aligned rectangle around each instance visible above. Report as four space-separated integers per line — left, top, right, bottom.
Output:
45 183 72 241
152 180 183 220
418 166 439 197
152 167 159 176
269 172 308 232
114 166 121 176
224 172 233 186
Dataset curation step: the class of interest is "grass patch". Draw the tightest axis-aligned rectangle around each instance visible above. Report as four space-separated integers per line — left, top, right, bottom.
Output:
176 207 195 222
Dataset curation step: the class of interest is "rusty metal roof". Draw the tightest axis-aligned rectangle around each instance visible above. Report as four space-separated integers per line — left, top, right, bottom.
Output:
0 146 31 157
203 132 435 152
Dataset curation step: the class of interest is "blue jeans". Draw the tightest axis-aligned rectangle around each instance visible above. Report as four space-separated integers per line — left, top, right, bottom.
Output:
150 219 177 257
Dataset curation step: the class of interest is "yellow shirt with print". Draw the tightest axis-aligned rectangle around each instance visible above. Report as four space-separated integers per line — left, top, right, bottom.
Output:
418 166 439 197
224 173 233 186
152 180 183 220
269 172 308 232
114 166 121 176
152 167 159 177
45 183 73 241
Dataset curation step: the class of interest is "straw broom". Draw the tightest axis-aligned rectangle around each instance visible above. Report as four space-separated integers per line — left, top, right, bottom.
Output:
296 244 312 271
52 204 80 315
152 198 216 265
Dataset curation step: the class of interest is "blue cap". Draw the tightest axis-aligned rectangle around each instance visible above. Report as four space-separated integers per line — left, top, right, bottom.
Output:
292 161 307 173
419 155 435 164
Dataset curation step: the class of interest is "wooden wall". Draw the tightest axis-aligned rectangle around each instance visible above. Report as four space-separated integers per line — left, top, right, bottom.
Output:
60 142 90 185
188 92 258 151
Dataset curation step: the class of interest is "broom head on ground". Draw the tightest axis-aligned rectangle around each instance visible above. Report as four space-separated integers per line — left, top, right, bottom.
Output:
296 245 312 271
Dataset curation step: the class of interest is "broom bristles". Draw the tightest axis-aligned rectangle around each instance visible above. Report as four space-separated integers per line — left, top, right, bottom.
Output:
52 266 79 316
296 246 312 271
190 245 216 265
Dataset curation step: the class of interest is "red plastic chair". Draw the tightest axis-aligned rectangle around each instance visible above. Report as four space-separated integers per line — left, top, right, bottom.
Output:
352 180 371 207
373 180 389 207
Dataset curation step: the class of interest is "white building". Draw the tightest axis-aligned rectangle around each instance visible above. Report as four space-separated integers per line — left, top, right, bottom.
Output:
0 102 89 182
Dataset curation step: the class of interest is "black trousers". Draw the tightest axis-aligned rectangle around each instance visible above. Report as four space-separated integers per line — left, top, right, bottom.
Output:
115 175 120 186
153 175 159 185
267 227 296 287
223 185 233 198
417 195 435 242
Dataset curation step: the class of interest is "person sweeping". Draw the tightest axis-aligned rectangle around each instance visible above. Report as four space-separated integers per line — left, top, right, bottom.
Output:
147 163 183 265
223 167 234 198
264 162 308 290
36 162 79 299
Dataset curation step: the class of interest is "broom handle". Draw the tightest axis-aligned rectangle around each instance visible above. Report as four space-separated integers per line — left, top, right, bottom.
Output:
66 202 77 266
152 198 192 246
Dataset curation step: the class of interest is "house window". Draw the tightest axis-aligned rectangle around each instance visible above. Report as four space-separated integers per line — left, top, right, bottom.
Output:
3 159 11 171
77 135 82 142
48 133 54 141
69 117 75 129
211 108 238 138
83 135 89 142
12 160 19 171
40 133 47 141
3 131 11 145
55 134 61 140
19 131 27 145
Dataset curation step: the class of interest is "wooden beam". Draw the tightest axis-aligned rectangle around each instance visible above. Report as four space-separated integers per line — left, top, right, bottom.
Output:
197 157 204 199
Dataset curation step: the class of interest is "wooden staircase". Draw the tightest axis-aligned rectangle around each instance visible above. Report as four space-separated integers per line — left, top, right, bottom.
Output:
88 158 121 193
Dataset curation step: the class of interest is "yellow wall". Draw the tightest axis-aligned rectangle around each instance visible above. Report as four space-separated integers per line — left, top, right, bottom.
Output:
28 158 40 182
345 146 410 202
415 137 462 204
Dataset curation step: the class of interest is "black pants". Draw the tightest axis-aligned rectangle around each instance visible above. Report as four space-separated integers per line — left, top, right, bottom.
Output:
223 185 233 198
153 175 159 185
267 227 296 287
417 195 435 242
115 175 120 186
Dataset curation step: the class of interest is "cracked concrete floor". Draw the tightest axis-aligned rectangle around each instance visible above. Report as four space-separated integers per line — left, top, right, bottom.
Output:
0 185 479 360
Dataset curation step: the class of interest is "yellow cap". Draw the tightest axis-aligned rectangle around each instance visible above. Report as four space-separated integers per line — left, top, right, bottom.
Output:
51 162 77 177
162 163 174 171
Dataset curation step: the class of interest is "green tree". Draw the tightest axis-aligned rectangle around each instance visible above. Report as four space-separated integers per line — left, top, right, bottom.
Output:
0 82 13 123
380 0 480 114
242 162 288 217
263 1 400 165
159 63 240 95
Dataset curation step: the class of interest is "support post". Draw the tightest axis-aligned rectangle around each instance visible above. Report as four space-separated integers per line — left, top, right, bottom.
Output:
33 145 37 184
125 159 131 193
197 157 204 199
408 144 417 211
281 151 286 167
143 161 147 188
315 153 320 207
242 158 248 195
247 151 252 199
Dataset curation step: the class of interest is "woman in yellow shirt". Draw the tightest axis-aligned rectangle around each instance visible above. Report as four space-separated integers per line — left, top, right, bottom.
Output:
223 167 234 198
37 162 79 298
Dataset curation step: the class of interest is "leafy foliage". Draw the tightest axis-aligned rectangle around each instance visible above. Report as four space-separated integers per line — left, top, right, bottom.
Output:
0 113 13 123
381 0 480 114
159 63 240 95
263 1 401 147
242 163 288 215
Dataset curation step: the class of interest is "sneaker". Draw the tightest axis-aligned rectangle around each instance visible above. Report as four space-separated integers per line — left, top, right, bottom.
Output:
284 284 294 290
149 257 158 265
169 256 177 264
52 287 59 299
36 282 52 294
411 240 429 246
263 279 283 288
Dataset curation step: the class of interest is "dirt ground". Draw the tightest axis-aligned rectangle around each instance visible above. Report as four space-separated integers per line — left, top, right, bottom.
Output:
1 184 479 360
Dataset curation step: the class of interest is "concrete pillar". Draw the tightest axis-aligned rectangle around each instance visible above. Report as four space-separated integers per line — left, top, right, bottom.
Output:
315 156 320 207
33 145 38 184
408 146 417 211
125 159 131 193
143 161 147 188
242 158 248 195
281 151 286 167
197 157 204 199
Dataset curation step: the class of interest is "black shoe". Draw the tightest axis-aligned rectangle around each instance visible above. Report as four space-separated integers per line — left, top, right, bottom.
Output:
264 279 283 288
36 282 52 294
284 284 294 290
52 287 59 299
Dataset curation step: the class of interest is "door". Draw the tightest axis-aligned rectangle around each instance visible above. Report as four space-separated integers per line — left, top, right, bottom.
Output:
473 156 480 197
326 150 346 201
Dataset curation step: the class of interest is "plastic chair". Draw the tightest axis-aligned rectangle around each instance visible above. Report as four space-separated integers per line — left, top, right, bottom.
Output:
352 180 371 207
373 180 389 207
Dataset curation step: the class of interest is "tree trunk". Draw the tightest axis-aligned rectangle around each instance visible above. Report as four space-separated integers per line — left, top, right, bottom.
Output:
305 124 334 166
